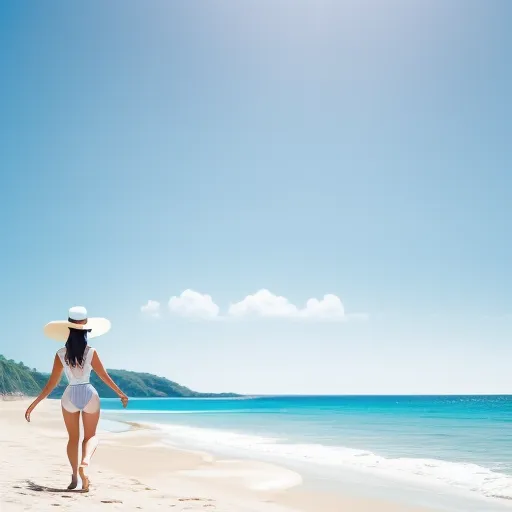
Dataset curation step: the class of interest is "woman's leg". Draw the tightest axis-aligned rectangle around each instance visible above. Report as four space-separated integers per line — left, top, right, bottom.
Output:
61 406 81 489
79 405 100 490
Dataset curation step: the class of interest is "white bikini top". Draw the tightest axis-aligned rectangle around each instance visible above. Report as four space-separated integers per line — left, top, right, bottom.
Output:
57 346 95 385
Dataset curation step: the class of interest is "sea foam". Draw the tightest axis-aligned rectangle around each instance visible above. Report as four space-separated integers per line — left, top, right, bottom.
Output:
141 422 512 503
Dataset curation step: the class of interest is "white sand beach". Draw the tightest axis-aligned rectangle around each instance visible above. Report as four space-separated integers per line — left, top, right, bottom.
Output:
0 399 436 512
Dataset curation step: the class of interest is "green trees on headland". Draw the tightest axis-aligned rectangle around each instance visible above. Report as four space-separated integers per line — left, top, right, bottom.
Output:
0 354 237 398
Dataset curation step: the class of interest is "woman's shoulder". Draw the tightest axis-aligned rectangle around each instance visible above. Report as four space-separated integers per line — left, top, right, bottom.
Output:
56 347 66 356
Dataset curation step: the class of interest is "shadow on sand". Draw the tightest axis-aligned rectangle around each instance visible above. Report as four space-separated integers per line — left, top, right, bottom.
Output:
25 480 88 494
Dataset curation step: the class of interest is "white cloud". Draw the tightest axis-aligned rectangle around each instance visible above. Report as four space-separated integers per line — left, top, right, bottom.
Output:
169 289 220 319
143 289 365 322
228 289 298 318
140 300 161 318
300 294 345 319
228 289 355 321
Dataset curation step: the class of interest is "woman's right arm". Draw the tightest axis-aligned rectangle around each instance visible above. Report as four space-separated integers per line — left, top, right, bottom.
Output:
25 354 63 422
91 351 128 407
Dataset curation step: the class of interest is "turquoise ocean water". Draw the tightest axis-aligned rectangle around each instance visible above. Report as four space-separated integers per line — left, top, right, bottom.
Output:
100 395 512 510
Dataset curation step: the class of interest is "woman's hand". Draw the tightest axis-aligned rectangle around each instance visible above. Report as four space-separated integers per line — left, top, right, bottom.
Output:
25 401 37 422
119 393 129 408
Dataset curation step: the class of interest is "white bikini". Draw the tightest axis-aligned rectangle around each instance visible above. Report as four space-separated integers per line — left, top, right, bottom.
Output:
57 346 100 414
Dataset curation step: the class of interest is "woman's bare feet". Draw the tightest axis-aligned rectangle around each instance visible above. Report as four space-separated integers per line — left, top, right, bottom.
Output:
67 474 78 490
78 466 90 492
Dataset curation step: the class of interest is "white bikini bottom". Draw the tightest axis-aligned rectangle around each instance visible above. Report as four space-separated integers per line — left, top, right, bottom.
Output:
61 384 100 414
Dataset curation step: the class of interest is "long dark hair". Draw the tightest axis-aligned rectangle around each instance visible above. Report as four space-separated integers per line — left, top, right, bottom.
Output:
64 329 90 368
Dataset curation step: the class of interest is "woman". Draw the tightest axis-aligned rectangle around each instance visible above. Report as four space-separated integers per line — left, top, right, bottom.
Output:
25 306 128 491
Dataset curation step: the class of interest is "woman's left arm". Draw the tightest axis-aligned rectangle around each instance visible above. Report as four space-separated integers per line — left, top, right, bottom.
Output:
25 354 63 422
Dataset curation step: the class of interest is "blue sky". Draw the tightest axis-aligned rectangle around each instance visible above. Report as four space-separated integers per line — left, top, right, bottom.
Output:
1 1 510 394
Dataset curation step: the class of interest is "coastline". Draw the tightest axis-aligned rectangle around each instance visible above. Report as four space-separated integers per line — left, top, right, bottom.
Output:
0 398 439 512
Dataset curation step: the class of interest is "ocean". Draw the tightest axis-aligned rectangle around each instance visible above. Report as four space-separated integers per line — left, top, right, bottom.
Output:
100 395 512 511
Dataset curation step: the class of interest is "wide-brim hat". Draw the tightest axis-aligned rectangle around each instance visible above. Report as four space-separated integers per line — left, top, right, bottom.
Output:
44 306 111 342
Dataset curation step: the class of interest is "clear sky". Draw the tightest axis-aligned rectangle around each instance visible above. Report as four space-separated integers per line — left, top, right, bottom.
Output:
1 1 510 395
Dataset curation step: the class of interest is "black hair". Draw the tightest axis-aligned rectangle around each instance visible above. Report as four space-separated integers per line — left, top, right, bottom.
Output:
64 328 90 368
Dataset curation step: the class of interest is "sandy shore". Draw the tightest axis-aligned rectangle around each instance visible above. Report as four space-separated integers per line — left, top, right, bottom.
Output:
0 399 435 512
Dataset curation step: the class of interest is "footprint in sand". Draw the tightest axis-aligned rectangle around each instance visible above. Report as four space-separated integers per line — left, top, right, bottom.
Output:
178 498 215 502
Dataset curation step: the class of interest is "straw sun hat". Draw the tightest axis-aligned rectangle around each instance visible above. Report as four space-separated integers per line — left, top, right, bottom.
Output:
44 306 111 342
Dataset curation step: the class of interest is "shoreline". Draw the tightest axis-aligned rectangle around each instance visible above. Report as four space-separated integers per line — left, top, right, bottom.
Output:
101 415 512 512
0 399 452 511
100 407 512 512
